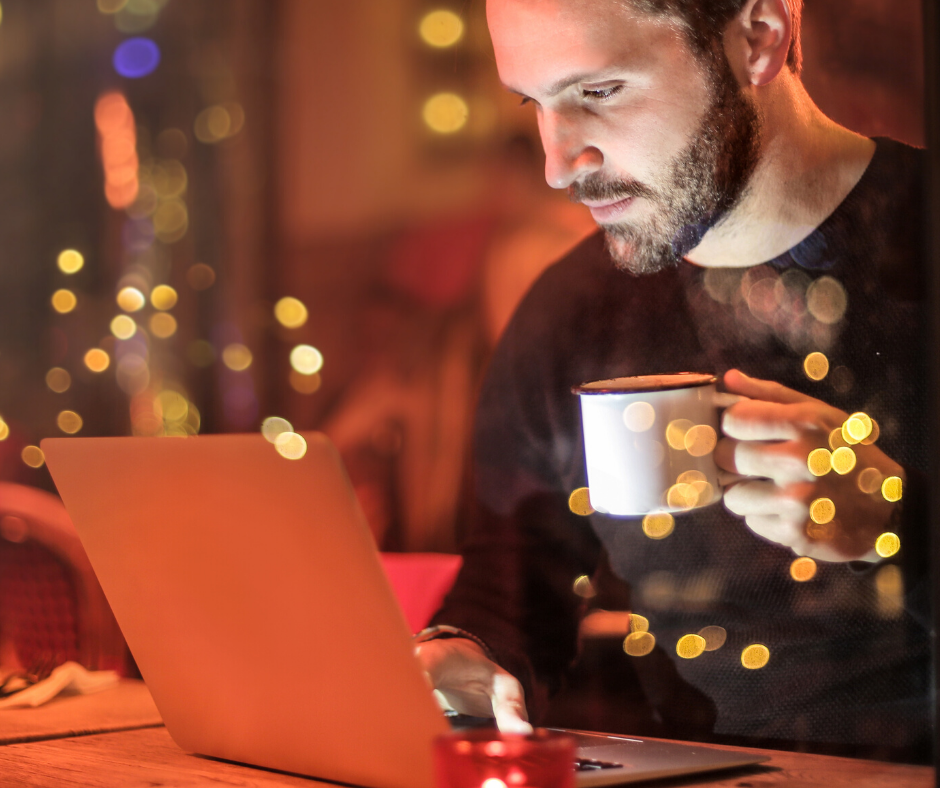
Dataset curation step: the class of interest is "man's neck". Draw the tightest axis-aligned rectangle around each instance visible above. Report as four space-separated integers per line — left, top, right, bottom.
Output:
684 76 876 269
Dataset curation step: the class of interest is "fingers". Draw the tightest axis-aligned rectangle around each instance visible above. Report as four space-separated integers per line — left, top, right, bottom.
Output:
722 398 837 441
416 637 532 732
490 672 533 734
723 369 813 405
723 479 809 520
716 438 815 484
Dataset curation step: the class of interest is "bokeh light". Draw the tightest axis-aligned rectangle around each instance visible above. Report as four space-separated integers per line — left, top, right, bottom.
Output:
809 498 836 524
110 314 137 340
676 634 706 659
153 198 188 242
568 487 594 516
51 289 77 314
21 446 45 469
807 448 831 477
860 419 880 445
290 344 324 375
642 512 675 539
222 343 253 372
684 424 717 457
622 401 655 432
151 160 187 198
665 419 694 451
847 412 873 441
275 431 307 460
790 556 817 582
84 348 111 373
113 37 161 78
806 276 848 324
423 93 469 134
289 370 322 394
95 92 138 208
194 103 244 144
187 263 216 290
881 476 903 502
57 410 83 435
630 614 649 633
666 483 698 510
698 626 727 652
419 10 464 47
741 644 770 670
261 416 293 444
805 519 836 542
0 416 8 441
151 284 178 310
829 427 850 451
150 313 177 338
803 352 829 381
117 286 146 312
831 446 857 475
875 532 900 558
876 564 904 618
857 467 884 494
623 631 655 657
97 0 128 12
57 249 84 274
274 297 308 329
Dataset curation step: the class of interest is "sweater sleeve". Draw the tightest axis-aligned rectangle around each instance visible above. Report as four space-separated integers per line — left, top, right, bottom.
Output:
429 256 605 721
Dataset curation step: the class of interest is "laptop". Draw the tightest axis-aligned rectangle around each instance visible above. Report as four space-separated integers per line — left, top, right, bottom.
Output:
41 432 767 788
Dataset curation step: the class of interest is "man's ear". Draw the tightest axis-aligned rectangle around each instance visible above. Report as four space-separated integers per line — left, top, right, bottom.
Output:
726 0 791 87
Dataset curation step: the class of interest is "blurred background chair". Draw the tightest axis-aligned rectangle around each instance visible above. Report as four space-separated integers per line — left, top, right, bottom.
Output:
379 552 462 634
0 482 130 677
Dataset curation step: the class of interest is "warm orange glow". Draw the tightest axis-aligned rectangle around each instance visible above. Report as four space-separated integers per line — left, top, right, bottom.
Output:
117 286 146 312
290 344 324 375
676 634 706 659
84 348 111 373
46 367 71 393
222 343 253 371
57 410 83 435
95 92 139 209
275 432 307 460
151 284 178 310
150 313 178 338
741 644 770 669
57 249 84 274
51 289 77 314
568 487 594 517
21 446 45 469
274 297 308 329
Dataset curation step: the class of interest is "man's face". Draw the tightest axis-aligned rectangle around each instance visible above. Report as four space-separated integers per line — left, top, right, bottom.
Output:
487 0 761 274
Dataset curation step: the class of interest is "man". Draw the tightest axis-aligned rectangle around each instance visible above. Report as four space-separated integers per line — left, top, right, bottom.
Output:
417 0 929 758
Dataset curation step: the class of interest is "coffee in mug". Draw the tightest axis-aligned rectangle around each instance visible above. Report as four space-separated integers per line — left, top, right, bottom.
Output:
573 373 722 517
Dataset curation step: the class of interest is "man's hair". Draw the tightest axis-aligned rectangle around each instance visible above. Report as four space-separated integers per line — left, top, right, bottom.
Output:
629 0 803 75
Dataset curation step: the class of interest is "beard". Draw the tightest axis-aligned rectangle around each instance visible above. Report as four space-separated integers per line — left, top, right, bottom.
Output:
569 53 762 275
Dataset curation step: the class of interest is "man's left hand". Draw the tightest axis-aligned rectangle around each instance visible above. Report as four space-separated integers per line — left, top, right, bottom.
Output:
714 369 903 562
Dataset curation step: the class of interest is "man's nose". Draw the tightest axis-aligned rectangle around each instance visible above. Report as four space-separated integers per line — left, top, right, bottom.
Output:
538 111 602 189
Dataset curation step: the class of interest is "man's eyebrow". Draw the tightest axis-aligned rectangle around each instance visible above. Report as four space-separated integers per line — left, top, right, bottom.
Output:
502 71 619 100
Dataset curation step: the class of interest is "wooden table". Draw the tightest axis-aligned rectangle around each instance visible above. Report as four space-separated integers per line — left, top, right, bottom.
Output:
0 724 933 788
0 683 933 787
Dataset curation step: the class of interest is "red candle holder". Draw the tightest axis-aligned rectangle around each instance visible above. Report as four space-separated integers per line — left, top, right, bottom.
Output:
434 728 576 788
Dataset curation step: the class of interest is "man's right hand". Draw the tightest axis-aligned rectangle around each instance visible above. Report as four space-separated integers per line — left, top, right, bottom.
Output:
415 637 533 734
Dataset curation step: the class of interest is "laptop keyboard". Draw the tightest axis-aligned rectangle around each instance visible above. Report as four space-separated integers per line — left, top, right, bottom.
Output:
574 758 623 771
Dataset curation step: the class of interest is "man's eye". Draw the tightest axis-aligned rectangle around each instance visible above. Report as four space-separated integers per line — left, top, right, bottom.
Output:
582 85 623 102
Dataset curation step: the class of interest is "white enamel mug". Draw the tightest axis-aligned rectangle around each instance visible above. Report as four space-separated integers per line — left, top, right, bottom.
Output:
573 373 722 517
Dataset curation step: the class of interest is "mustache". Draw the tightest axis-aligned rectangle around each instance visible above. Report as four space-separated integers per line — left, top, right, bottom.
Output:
568 175 657 204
